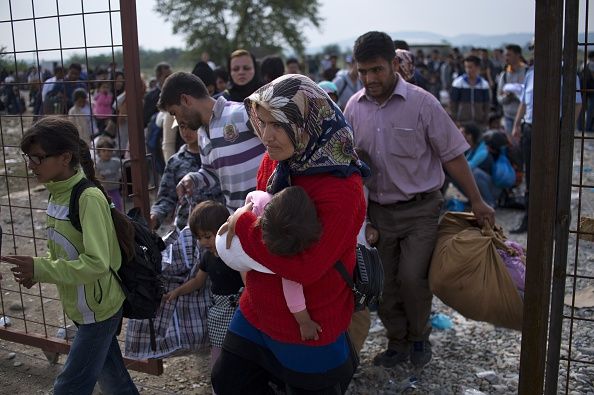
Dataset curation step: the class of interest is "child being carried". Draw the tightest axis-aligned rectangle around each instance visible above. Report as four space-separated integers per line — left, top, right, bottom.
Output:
217 186 323 341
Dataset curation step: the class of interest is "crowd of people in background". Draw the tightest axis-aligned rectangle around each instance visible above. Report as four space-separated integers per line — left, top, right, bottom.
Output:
0 33 590 394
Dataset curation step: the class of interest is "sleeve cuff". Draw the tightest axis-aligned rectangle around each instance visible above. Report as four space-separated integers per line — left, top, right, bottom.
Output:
235 211 258 242
32 257 46 282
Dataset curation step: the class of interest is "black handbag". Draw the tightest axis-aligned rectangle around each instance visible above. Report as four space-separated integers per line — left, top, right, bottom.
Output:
335 244 385 311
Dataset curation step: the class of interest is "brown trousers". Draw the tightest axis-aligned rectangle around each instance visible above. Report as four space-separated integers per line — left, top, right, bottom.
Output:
368 191 443 352
348 308 370 355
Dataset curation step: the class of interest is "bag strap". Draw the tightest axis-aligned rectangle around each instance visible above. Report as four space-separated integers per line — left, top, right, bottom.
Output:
109 266 129 297
69 178 128 293
68 177 96 233
334 261 355 290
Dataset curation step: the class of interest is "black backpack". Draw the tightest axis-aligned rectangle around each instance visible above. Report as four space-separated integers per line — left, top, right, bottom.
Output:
68 178 166 350
335 244 385 311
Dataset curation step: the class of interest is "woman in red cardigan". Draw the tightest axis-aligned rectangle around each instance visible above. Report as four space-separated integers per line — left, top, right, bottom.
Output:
212 74 368 394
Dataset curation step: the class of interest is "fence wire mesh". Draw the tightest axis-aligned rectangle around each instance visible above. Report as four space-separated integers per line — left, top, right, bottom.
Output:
0 0 159 374
556 0 594 392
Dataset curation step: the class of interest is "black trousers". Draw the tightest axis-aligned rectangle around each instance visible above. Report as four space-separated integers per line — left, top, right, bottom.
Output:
211 348 344 395
521 123 533 212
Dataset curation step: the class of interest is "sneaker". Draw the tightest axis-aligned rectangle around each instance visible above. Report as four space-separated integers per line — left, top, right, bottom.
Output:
410 341 432 368
373 349 409 367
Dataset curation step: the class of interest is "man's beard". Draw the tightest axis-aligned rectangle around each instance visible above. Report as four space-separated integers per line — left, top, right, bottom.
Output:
187 111 203 130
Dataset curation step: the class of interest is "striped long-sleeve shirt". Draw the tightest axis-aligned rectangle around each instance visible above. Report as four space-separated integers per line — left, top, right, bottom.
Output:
188 96 266 211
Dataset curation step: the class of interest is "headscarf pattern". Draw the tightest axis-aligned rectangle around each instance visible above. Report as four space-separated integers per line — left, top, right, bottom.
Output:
244 74 369 194
395 49 415 82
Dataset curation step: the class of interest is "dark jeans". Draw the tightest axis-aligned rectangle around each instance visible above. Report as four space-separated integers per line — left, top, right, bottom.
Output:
578 95 594 131
521 123 532 212
54 307 138 395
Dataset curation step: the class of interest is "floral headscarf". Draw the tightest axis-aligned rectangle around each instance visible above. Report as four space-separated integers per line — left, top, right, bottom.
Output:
395 49 415 82
244 74 369 194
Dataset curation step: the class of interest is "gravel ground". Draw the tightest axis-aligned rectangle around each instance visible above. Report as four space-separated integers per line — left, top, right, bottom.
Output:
1 112 594 394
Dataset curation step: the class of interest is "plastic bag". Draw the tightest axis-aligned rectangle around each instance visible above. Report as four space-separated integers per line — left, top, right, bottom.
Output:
496 240 526 292
491 147 516 188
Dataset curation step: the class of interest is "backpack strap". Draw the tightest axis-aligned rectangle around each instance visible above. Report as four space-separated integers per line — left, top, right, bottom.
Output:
109 266 129 296
68 178 131 298
68 178 96 232
334 261 355 290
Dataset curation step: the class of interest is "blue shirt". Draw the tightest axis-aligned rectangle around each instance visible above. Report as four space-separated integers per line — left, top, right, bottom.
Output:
520 69 534 124
520 67 582 125
465 140 489 170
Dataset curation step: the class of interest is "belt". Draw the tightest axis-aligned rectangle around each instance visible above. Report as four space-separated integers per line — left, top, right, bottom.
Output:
373 191 437 208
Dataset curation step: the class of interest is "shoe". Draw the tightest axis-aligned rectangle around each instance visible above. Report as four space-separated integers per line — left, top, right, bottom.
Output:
410 341 432 368
373 349 409 367
510 215 528 234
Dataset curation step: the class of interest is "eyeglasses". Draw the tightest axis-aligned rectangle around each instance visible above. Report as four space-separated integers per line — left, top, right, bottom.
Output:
21 152 56 165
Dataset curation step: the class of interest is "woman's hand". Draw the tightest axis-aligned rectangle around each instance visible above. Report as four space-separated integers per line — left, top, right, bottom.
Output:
1 255 34 285
365 224 379 246
219 202 253 249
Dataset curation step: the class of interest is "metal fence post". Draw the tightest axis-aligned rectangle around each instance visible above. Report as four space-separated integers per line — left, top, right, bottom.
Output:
518 0 564 393
120 0 150 218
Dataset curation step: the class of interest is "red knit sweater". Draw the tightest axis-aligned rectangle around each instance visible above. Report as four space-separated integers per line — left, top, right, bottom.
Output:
235 153 366 345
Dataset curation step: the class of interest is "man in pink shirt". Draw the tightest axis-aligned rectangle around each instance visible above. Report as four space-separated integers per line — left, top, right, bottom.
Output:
344 31 495 369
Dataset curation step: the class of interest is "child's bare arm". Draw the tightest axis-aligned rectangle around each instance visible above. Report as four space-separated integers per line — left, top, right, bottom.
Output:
163 269 208 302
293 309 322 341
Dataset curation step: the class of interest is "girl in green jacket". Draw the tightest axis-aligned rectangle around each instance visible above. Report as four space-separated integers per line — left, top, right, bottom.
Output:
1 117 139 395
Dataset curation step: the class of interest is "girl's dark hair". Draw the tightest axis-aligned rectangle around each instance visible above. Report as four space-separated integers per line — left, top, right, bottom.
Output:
72 87 87 103
20 116 135 260
96 136 115 149
188 200 229 235
460 122 483 145
213 66 229 83
260 186 322 256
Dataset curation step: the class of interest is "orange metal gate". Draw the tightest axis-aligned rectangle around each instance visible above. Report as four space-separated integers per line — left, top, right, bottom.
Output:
0 0 160 375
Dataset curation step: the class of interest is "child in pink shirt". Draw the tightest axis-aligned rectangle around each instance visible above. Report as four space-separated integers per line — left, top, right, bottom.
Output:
217 186 323 341
92 81 113 132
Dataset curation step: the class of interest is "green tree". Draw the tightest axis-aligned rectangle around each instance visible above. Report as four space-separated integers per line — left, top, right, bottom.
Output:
322 44 341 56
154 0 322 65
0 46 11 71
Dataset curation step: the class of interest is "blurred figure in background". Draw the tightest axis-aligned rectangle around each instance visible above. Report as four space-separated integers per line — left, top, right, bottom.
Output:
261 55 285 84
285 57 302 75
220 49 262 102
333 55 363 110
